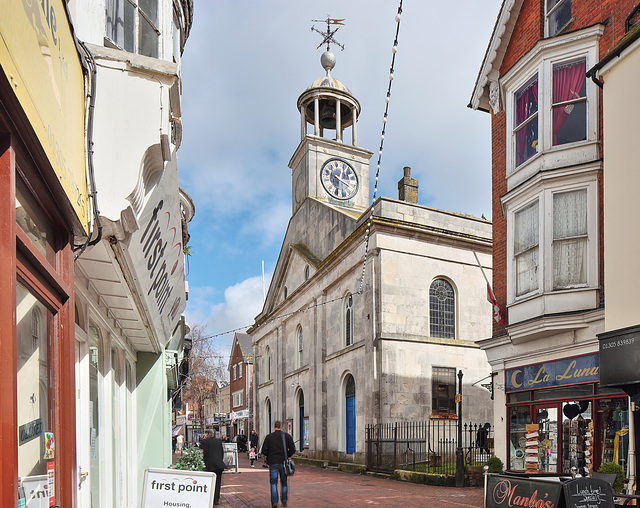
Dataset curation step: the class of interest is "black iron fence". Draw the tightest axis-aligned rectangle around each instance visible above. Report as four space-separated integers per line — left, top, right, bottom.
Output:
365 421 494 475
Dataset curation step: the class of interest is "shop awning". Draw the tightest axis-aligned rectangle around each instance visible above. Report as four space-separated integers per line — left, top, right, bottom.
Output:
172 425 182 436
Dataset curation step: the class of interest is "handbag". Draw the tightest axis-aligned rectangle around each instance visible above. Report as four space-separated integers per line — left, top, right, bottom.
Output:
281 431 296 476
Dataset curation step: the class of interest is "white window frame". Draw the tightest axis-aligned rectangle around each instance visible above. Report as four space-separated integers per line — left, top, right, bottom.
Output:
106 0 161 58
545 0 572 37
232 389 244 408
504 170 599 323
501 26 603 191
238 362 242 378
232 364 236 380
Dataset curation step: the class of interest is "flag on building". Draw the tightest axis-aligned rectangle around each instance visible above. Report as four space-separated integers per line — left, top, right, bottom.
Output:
487 283 504 325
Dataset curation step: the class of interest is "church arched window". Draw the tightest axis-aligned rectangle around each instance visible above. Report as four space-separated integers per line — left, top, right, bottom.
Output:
265 346 271 381
429 278 455 339
297 326 303 368
344 293 354 346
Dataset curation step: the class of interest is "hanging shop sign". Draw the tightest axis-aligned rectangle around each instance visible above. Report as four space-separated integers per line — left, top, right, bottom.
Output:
126 156 185 347
141 468 216 508
505 354 599 393
598 325 640 390
0 0 88 231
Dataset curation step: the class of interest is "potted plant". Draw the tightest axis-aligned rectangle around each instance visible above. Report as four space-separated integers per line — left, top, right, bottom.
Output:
175 445 205 471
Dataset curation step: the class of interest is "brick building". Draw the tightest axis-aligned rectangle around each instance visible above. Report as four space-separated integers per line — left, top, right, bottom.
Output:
228 332 254 437
470 0 638 480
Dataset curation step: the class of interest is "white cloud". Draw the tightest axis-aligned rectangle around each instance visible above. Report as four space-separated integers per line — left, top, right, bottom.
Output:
186 274 272 358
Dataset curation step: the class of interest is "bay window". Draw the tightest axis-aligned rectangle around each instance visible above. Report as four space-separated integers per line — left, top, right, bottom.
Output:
503 27 602 188
505 175 598 320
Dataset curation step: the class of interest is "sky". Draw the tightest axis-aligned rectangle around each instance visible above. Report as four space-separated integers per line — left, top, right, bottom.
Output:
178 1 503 359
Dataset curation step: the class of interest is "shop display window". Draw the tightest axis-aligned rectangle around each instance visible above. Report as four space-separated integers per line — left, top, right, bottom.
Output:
561 401 592 475
506 385 629 475
597 398 629 475
537 407 559 473
509 406 530 471
16 281 51 477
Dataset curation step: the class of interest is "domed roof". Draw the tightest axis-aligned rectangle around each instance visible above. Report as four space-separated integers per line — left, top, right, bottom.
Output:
305 76 352 94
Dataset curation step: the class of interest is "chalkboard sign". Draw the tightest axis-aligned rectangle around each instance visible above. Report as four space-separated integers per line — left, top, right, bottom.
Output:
486 475 565 508
563 478 614 508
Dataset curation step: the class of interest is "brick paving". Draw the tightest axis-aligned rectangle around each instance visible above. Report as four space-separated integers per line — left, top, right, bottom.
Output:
199 453 485 508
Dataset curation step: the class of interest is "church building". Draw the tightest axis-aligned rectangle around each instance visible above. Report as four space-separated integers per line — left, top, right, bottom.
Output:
248 46 494 463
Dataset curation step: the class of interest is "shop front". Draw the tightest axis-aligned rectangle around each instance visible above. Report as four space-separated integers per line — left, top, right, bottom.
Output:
506 353 630 476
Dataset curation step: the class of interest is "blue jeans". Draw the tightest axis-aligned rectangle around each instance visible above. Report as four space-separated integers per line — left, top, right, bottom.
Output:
269 464 288 505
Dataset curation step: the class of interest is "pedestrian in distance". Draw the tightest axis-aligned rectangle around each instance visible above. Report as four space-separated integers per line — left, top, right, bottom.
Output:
261 420 296 508
250 429 259 454
176 433 184 455
476 422 491 455
249 446 257 467
200 431 227 506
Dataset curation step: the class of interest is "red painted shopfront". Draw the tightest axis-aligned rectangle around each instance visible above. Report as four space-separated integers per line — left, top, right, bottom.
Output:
0 1 88 506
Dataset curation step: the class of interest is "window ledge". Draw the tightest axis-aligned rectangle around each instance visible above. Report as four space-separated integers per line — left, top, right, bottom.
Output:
509 286 599 317
507 141 600 192
430 413 457 420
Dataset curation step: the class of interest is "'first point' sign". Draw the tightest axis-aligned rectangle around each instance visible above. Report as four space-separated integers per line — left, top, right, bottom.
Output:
141 468 216 507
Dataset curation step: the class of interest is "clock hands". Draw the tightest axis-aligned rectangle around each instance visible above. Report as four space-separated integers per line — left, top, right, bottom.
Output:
334 174 355 190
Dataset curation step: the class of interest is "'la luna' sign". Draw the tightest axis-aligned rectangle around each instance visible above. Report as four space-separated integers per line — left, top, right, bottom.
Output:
505 354 599 393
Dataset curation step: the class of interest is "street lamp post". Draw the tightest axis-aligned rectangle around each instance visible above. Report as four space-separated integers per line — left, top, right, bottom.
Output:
456 370 464 487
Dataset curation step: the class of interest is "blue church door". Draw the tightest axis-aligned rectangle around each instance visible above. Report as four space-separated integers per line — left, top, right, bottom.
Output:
298 391 304 452
345 375 356 454
346 394 355 454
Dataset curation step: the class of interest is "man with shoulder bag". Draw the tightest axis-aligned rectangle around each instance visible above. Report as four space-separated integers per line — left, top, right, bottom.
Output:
261 421 296 508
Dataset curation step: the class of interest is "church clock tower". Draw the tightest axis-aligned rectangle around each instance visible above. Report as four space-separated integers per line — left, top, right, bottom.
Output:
289 46 372 213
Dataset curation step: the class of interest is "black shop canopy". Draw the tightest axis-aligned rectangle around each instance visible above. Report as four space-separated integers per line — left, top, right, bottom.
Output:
598 324 640 397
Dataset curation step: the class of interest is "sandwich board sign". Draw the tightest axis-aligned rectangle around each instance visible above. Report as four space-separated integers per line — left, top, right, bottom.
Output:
141 468 216 507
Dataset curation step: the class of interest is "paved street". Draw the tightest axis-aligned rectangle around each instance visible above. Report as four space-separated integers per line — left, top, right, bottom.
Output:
199 453 485 508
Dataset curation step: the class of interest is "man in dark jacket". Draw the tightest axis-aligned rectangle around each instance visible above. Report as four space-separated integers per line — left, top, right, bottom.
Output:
261 421 296 508
200 431 226 505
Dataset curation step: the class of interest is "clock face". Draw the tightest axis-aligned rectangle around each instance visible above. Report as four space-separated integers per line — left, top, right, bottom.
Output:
320 158 359 200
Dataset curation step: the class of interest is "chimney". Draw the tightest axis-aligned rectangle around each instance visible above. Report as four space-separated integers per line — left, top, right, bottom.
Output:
398 166 418 203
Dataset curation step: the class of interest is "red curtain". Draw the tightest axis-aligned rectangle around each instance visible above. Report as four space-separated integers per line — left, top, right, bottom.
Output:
516 80 538 165
552 60 585 145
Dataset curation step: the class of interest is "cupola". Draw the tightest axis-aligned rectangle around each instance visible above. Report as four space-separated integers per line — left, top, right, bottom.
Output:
296 50 361 146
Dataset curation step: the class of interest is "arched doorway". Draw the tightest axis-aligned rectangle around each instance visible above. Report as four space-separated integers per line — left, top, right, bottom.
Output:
345 375 356 454
298 390 304 452
266 398 272 433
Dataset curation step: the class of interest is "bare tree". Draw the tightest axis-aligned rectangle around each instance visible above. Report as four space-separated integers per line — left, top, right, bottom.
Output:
181 323 228 435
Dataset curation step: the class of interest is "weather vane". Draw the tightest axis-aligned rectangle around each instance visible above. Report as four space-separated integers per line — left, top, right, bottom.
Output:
311 16 345 51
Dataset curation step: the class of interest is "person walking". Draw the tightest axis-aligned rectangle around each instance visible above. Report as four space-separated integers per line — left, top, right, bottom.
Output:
176 433 184 455
250 429 259 453
200 431 226 506
261 421 296 508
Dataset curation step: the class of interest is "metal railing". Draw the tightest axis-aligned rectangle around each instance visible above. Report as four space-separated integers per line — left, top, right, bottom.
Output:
365 420 493 475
